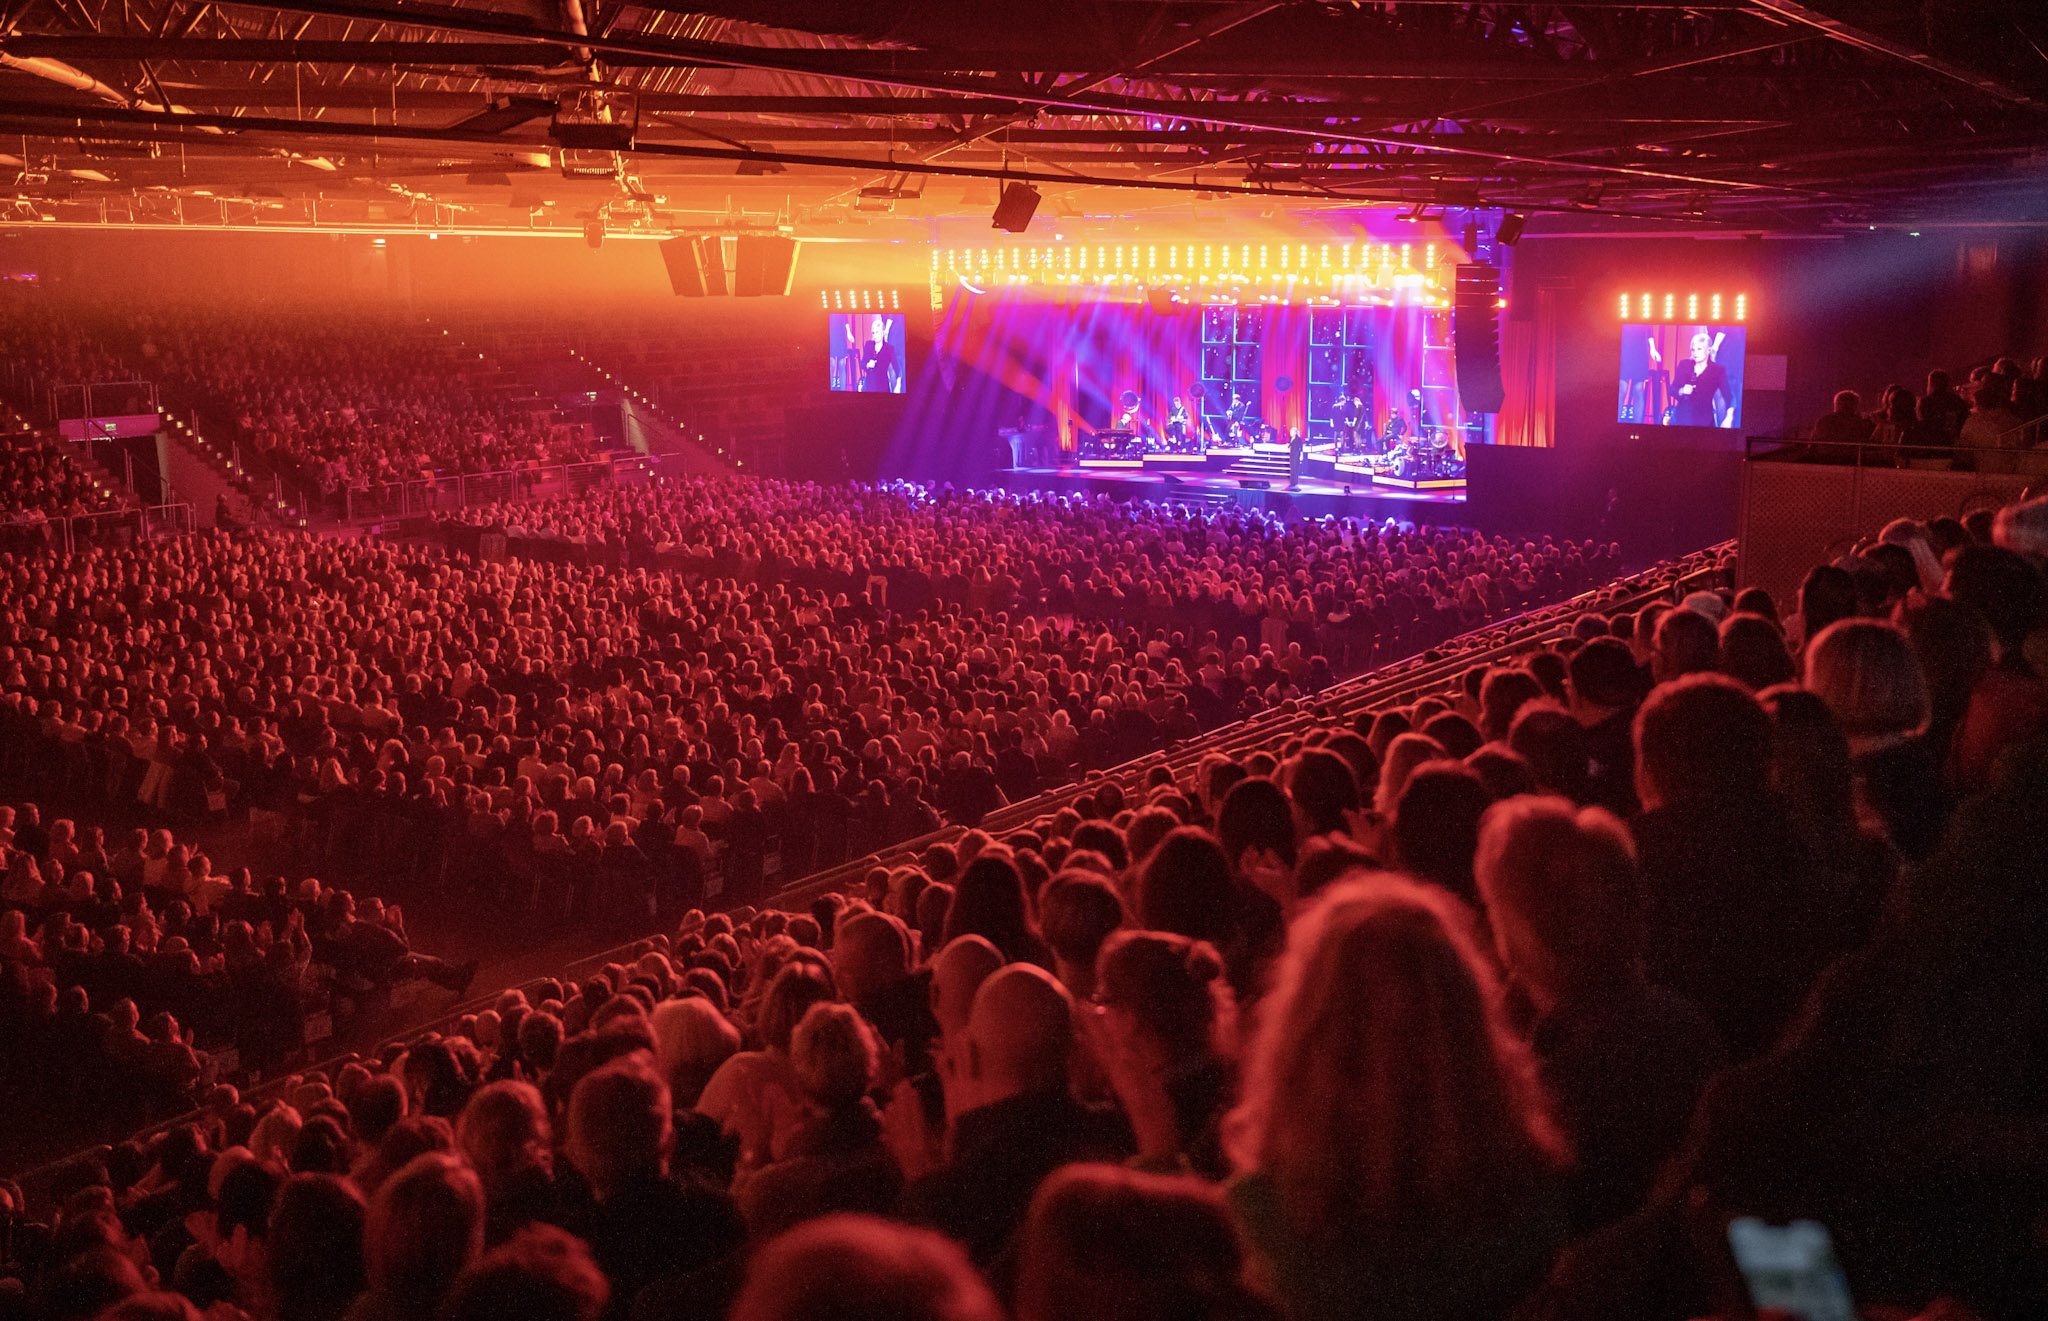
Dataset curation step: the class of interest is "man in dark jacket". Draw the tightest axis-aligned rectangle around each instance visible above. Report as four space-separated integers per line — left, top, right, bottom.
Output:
899 964 1129 1265
564 1057 745 1320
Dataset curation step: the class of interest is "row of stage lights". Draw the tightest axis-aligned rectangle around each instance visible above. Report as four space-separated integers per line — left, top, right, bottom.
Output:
819 289 903 311
933 241 1447 279
1621 292 1749 322
971 268 1451 308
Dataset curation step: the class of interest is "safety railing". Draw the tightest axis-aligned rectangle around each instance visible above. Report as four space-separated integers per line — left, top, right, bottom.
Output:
1747 432 2048 476
0 501 192 555
302 453 663 522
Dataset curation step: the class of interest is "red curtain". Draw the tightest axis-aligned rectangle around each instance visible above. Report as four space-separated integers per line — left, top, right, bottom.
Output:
1499 286 1557 447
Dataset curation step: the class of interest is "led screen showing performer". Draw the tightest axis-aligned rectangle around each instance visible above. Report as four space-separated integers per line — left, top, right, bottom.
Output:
830 312 907 393
1618 324 1745 427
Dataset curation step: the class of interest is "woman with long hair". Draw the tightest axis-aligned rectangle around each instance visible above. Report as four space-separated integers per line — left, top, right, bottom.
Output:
1226 874 1571 1321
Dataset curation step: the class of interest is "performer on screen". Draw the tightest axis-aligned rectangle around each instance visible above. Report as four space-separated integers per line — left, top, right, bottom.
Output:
848 316 901 393
1669 329 1732 427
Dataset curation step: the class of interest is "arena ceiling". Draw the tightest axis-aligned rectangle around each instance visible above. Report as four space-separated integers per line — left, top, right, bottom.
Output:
0 0 2044 239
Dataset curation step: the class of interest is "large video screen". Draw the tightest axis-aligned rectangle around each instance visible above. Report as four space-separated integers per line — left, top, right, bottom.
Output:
1618 324 1745 428
830 312 907 394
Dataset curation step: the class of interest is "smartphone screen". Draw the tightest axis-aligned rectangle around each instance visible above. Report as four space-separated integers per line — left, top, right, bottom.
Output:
1726 1217 1857 1321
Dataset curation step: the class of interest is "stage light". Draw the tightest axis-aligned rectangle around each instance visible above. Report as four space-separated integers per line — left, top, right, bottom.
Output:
1711 294 1723 319
1640 293 1651 318
1736 294 1747 321
1663 294 1675 318
1619 293 1630 319
1400 245 1412 269
1426 243 1437 267
1687 294 1699 319
1495 213 1527 246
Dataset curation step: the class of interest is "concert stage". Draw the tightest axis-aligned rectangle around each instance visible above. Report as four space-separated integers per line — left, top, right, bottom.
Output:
999 460 1470 523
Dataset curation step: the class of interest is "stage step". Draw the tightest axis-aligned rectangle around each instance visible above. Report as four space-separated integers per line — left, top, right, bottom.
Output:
1223 455 1295 480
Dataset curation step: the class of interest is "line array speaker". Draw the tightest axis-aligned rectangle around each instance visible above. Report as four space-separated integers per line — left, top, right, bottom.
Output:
734 235 799 296
658 235 727 298
1453 262 1506 414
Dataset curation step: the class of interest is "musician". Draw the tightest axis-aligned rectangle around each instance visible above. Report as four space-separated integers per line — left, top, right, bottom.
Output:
1225 388 1250 443
1165 397 1191 451
1334 393 1365 453
849 317 901 393
1669 329 1733 427
1379 409 1406 455
1116 392 1145 437
1287 426 1305 489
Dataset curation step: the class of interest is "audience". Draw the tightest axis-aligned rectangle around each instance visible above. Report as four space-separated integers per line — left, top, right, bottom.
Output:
1 433 2044 1321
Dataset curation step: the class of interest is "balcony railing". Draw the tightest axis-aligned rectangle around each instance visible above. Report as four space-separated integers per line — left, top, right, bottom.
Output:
0 502 192 554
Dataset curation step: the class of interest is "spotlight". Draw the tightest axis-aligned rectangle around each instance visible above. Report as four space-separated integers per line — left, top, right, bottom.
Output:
991 182 1041 234
1495 213 1526 246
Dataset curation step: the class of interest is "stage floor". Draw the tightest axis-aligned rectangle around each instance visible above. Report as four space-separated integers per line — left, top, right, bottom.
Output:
1000 464 1471 521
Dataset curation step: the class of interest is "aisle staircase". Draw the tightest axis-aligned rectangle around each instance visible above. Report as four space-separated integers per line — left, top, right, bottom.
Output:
158 407 275 527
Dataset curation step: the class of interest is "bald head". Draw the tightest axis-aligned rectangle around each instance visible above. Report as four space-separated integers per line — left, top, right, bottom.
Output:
964 964 1073 1101
930 936 1004 1040
834 911 912 1002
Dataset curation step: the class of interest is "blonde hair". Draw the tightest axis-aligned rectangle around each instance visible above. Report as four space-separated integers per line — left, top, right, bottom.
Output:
649 997 740 1106
1227 874 1567 1237
1474 796 1642 1000
789 1002 881 1110
1803 619 1929 739
1373 732 1448 817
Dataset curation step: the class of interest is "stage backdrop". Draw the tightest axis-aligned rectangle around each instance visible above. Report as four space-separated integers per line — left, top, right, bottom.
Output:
888 278 1467 477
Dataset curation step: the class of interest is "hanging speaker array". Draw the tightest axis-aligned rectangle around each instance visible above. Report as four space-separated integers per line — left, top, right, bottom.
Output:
1453 263 1505 414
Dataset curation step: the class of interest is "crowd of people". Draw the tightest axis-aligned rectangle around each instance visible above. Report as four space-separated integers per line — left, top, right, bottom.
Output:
0 806 476 1131
0 292 611 513
0 439 122 524
130 311 606 496
0 478 1610 905
0 475 2040 1321
1809 355 2048 471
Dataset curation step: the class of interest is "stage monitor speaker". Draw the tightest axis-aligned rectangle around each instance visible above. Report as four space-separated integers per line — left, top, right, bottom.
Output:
659 235 717 297
734 234 799 296
991 182 1041 234
1237 478 1271 491
1453 263 1506 414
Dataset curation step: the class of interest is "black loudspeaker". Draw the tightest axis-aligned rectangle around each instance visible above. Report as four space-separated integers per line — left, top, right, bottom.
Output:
991 182 1040 234
696 235 727 296
659 235 714 297
1237 478 1270 491
1453 263 1506 414
734 235 799 296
